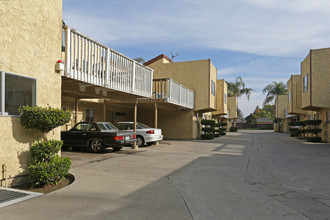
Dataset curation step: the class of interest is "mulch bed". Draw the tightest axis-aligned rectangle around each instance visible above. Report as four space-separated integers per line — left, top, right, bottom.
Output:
14 174 75 194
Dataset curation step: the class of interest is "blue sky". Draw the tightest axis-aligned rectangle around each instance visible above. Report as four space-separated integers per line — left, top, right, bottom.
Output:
63 0 330 117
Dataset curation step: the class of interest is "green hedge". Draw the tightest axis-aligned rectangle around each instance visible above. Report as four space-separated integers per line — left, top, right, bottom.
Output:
30 140 63 162
220 122 228 126
259 125 273 130
201 133 215 139
219 131 226 135
307 137 322 142
28 155 71 187
201 120 215 126
214 133 220 138
20 105 71 133
202 127 215 133
296 121 307 127
306 128 322 134
305 120 322 126
229 127 237 132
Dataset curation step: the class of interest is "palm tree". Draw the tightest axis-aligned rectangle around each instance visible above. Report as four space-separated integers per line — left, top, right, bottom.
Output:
262 81 287 106
227 76 254 100
227 77 254 126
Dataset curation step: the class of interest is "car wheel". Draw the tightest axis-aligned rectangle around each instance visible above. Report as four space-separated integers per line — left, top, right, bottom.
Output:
112 146 123 152
136 136 144 147
146 142 155 146
89 140 104 153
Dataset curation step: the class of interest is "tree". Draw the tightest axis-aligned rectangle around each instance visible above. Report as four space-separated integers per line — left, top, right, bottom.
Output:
134 57 145 64
237 108 243 118
227 77 254 126
262 81 287 106
227 76 254 100
245 113 257 128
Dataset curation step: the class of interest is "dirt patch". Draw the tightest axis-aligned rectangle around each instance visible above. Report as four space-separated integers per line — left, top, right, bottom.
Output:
14 174 75 194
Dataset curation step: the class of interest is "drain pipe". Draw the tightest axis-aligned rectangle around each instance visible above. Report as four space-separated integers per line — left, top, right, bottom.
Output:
2 164 7 188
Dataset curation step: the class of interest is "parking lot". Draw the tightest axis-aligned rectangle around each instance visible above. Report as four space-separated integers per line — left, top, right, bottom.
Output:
1 130 330 220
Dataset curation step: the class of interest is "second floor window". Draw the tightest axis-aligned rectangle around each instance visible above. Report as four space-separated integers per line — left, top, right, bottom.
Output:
211 80 215 96
303 74 308 92
288 91 291 102
224 93 227 104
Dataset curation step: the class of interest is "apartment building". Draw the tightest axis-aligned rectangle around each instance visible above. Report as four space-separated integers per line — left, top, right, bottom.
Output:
301 48 330 142
144 54 217 138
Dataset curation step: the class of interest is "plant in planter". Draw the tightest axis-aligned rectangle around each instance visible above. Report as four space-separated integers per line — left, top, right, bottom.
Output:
214 123 221 137
305 120 322 142
201 119 215 139
19 105 72 187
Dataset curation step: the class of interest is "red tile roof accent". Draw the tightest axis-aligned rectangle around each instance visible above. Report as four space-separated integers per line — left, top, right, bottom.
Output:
144 54 173 66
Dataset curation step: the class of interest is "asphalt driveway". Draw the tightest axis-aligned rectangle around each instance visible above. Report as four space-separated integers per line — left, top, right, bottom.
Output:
0 130 330 219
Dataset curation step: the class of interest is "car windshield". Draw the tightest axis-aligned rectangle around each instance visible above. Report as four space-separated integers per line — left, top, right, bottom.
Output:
137 122 150 129
97 122 118 131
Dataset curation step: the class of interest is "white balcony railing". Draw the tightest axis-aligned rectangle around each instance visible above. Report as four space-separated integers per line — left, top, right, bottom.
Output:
152 78 194 109
62 26 153 98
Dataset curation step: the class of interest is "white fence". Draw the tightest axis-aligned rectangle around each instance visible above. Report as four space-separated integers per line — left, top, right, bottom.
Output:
62 26 153 98
152 78 194 109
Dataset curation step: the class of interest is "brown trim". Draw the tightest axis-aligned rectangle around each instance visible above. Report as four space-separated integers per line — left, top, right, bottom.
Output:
310 49 312 107
144 54 173 66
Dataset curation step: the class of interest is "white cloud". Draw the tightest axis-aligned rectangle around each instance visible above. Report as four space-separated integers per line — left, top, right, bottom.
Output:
63 0 330 57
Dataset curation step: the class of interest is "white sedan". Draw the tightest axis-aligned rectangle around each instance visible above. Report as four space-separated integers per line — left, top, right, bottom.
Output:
115 122 163 147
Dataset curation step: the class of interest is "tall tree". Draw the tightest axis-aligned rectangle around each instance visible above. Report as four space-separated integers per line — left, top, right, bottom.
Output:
227 76 254 100
227 77 254 126
262 81 287 105
134 57 145 64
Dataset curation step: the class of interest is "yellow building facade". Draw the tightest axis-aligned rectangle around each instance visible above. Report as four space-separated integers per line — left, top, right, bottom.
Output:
0 0 63 186
274 95 289 132
301 48 330 142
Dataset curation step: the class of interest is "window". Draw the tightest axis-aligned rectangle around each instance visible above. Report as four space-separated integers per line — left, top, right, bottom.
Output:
85 109 94 122
211 80 215 96
0 71 36 116
288 91 291 102
303 74 308 92
224 93 227 104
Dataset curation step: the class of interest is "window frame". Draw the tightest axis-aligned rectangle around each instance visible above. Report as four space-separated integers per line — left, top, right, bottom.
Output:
211 80 215 96
0 71 37 117
303 74 308 92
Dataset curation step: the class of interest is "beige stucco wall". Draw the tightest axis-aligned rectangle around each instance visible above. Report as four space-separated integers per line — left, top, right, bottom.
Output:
288 75 305 115
301 53 311 110
146 58 217 112
310 48 330 109
0 0 63 186
228 97 237 119
138 108 196 139
213 79 227 116
275 95 288 119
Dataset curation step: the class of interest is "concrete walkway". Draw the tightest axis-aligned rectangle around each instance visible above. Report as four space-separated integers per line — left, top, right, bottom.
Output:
0 130 330 219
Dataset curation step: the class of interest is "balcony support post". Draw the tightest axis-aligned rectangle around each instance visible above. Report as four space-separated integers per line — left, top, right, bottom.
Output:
64 26 71 77
132 100 138 149
154 102 159 145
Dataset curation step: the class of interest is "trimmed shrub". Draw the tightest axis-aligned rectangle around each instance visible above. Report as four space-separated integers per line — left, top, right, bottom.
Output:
201 120 215 126
20 105 71 133
307 137 322 142
202 127 215 133
289 128 299 132
201 133 215 139
30 140 63 162
220 122 228 127
28 155 71 187
306 128 322 134
288 122 296 126
219 131 226 135
305 120 322 126
296 121 307 127
229 127 238 132
259 125 273 130
214 133 220 138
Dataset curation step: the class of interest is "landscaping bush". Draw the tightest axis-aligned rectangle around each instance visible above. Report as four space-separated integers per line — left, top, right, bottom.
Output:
214 133 220 138
296 121 307 127
259 124 273 130
201 133 215 139
229 127 238 132
304 120 322 126
30 140 63 162
219 131 226 135
202 127 215 133
201 119 215 126
220 122 228 127
288 121 296 126
28 139 71 187
306 128 322 134
20 105 71 133
307 137 322 142
28 155 71 187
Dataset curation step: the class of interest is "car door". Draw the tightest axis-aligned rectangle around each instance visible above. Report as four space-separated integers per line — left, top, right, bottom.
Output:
66 122 90 146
